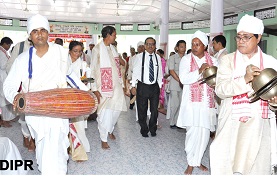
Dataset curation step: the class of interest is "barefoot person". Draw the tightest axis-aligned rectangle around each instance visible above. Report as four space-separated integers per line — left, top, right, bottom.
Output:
90 26 127 149
176 30 218 174
0 37 14 128
3 14 70 174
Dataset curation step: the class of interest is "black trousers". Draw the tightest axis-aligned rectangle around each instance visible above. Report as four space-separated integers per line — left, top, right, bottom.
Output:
136 81 160 135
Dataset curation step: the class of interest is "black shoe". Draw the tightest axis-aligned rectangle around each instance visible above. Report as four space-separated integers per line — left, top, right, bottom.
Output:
142 134 149 137
129 106 133 110
170 125 177 129
150 133 156 137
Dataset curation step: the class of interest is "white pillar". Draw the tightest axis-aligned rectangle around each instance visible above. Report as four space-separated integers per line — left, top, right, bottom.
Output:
155 35 160 48
209 0 223 55
159 0 169 59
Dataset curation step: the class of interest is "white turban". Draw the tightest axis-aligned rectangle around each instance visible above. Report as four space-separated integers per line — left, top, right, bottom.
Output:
237 14 264 35
192 30 208 46
137 41 144 47
27 14 50 35
89 41 94 45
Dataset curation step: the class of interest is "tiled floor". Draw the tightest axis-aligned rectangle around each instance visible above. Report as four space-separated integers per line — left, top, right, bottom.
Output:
0 97 211 175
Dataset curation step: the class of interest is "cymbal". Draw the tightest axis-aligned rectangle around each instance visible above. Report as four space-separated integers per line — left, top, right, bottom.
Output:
249 76 277 103
198 74 216 84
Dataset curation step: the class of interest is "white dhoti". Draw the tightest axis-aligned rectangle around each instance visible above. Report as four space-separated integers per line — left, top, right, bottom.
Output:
1 104 15 121
72 117 90 152
97 109 121 142
0 137 28 175
185 126 210 166
18 114 31 138
26 117 69 174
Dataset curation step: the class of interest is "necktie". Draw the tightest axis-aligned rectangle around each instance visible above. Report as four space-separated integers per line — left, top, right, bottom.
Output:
149 55 154 82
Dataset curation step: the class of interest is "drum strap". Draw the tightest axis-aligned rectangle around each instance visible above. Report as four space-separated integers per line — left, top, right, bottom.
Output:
66 75 80 89
28 47 34 92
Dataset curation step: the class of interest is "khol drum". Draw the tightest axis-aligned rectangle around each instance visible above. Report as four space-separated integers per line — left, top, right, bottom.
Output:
13 88 98 118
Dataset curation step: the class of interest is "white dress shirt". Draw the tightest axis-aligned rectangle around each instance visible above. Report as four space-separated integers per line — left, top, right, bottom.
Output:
131 51 163 88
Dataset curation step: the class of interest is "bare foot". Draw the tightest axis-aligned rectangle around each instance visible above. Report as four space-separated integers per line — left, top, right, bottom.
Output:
23 136 29 148
1 120 12 128
28 138 36 152
101 141 110 150
184 165 194 175
76 160 85 163
109 133 116 140
210 131 216 140
198 164 208 171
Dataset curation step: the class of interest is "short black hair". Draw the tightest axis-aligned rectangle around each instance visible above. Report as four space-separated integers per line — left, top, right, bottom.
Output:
157 49 164 55
54 38 63 46
144 37 156 45
0 37 13 45
176 40 186 47
69 40 82 51
212 35 226 48
101 26 116 39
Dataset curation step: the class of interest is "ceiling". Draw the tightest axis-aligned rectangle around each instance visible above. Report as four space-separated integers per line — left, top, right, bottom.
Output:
0 0 276 24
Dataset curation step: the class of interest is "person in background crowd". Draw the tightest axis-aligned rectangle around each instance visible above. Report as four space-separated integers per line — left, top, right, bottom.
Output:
156 49 166 114
0 37 14 128
169 51 175 57
85 42 95 59
168 40 186 128
80 42 91 67
90 26 127 149
210 34 228 139
176 30 218 175
210 14 277 175
8 38 35 152
125 47 136 99
54 38 63 46
212 35 228 61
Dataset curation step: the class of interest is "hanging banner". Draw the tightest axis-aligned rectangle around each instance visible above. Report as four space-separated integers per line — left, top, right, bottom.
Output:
254 6 276 20
49 24 90 34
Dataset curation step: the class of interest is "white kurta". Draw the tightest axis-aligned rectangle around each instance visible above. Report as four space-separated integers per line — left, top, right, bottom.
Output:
176 53 218 129
0 46 15 121
210 49 277 175
176 53 218 167
90 41 127 112
4 43 69 174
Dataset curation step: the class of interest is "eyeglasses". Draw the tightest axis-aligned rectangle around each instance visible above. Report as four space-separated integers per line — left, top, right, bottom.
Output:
234 35 254 42
145 43 155 47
